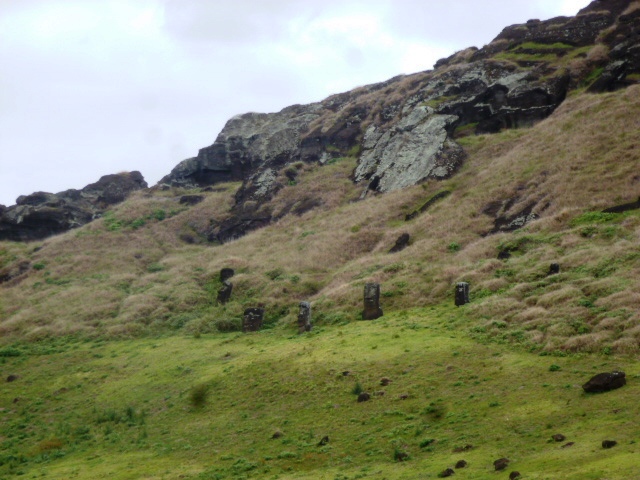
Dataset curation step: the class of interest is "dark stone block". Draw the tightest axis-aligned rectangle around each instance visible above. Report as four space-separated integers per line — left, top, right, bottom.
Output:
297 301 312 333
455 282 470 306
582 371 626 393
602 440 617 449
552 433 566 442
243 308 264 332
455 460 467 469
509 472 521 480
6 375 19 382
362 283 383 320
549 263 560 275
317 435 329 446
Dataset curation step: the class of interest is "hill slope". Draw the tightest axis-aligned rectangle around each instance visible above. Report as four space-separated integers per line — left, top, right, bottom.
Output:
1 1 640 478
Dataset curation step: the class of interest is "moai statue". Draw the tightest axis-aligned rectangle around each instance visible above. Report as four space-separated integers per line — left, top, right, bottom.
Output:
220 268 235 282
455 282 470 306
243 308 264 332
362 283 383 320
217 281 233 304
548 263 560 275
297 301 312 334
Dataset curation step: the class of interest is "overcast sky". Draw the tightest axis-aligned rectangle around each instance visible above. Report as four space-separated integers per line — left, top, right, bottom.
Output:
0 0 591 206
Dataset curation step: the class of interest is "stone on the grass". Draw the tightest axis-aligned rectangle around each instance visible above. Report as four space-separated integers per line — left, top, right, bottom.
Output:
582 371 626 393
357 392 371 403
494 458 509 471
389 233 410 253
455 460 467 469
602 440 617 449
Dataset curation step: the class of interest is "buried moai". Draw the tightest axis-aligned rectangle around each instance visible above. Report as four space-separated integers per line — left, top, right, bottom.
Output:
220 268 235 282
243 308 264 332
362 283 383 320
217 281 233 304
297 301 312 334
455 282 470 306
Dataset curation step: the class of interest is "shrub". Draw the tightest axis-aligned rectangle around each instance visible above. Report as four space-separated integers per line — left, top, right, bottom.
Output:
447 242 461 252
351 382 364 395
189 383 210 408
32 262 46 270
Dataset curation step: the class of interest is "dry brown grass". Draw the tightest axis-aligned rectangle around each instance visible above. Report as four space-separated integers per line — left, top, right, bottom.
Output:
0 87 639 353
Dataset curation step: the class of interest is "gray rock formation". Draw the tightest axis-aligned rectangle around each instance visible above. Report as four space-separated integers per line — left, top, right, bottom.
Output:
0 172 147 241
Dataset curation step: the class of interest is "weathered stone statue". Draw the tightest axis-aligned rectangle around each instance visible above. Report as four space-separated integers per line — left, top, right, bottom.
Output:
297 301 312 333
362 283 383 320
217 281 233 304
220 268 235 282
455 282 470 306
243 308 264 332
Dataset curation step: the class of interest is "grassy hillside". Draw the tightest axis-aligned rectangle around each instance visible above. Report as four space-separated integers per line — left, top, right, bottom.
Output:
0 86 639 478
1 307 639 479
1 86 639 352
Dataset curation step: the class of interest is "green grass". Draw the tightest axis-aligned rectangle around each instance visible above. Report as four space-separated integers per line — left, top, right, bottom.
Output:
1 306 639 479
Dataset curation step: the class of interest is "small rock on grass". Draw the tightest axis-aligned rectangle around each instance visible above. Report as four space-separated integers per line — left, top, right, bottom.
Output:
602 440 617 449
494 458 509 471
455 460 467 469
357 392 371 402
438 468 455 477
509 472 521 480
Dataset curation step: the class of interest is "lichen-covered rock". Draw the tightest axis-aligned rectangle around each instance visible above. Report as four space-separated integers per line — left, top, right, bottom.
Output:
354 108 464 193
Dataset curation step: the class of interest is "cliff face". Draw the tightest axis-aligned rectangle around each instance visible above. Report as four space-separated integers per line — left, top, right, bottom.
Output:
0 172 147 242
159 0 640 242
4 0 639 243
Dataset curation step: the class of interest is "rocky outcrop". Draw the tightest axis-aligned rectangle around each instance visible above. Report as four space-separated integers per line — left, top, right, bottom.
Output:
158 1 639 245
0 172 147 242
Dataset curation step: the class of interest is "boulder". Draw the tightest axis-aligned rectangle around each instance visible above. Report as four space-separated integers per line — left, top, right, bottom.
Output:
582 371 626 393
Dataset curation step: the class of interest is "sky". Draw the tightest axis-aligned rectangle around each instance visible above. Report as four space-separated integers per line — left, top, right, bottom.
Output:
0 0 591 206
